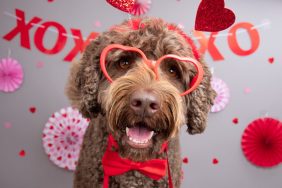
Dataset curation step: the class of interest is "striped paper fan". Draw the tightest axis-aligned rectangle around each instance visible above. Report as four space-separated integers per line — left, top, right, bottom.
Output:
42 107 89 170
210 77 230 113
0 57 24 93
130 0 151 16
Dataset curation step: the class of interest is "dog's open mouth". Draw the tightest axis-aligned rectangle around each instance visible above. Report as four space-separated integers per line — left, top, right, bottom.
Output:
125 122 154 149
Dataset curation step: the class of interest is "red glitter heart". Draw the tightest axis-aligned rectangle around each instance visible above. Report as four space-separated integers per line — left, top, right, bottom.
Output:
4 122 12 129
195 0 236 32
106 0 135 13
182 157 189 164
232 118 239 124
268 57 274 64
19 150 26 157
29 107 36 113
212 158 219 164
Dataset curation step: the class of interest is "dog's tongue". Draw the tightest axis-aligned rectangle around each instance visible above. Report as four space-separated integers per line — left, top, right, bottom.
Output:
127 125 153 141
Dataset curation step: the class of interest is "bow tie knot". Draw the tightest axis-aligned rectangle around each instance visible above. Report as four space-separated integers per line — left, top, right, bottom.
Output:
102 135 173 188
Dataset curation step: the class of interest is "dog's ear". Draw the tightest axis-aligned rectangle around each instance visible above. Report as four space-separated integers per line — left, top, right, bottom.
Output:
185 61 216 134
65 38 104 118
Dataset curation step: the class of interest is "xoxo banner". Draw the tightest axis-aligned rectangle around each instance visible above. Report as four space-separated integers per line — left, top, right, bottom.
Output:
2 9 260 62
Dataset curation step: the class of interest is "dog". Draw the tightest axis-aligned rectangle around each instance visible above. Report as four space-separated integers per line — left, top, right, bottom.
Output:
66 18 216 188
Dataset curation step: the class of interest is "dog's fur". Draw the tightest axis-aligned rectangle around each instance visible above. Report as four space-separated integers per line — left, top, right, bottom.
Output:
66 18 216 188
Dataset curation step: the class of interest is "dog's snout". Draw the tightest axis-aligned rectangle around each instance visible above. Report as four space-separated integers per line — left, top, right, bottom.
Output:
130 89 160 117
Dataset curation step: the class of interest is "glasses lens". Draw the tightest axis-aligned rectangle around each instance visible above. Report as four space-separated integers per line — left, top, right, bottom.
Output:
101 46 145 82
155 55 203 96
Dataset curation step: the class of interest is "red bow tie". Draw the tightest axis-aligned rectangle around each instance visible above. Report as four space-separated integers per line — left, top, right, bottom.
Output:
102 135 173 188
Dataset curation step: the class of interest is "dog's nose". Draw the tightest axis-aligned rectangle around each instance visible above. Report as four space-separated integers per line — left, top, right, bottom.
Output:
130 89 160 117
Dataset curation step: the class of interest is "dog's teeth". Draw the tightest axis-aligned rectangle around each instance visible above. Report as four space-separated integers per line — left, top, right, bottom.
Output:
127 131 155 144
149 131 154 139
126 127 129 136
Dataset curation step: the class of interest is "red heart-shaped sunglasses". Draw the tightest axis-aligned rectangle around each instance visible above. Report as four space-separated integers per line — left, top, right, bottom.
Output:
100 44 204 96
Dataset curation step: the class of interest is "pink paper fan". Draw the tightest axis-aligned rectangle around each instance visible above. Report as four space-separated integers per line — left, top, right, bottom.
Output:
42 107 89 171
241 117 282 167
210 77 230 113
130 0 151 16
0 57 24 92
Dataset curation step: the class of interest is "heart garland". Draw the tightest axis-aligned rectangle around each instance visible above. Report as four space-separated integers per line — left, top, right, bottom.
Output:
195 0 236 32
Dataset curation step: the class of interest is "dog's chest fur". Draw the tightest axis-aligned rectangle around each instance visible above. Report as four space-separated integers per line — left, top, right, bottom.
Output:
73 116 182 188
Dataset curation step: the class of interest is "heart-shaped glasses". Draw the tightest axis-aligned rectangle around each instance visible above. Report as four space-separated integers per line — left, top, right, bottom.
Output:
100 44 204 96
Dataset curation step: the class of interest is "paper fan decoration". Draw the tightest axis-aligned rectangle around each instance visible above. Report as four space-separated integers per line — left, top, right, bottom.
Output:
0 57 24 92
42 107 89 170
241 117 282 167
210 77 230 112
130 0 151 16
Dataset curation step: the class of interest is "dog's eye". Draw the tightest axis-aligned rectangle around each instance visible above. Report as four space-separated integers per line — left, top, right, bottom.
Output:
166 64 181 79
119 60 131 69
117 56 133 70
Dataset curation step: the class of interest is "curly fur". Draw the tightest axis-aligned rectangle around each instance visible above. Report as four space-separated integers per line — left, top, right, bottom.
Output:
66 18 216 188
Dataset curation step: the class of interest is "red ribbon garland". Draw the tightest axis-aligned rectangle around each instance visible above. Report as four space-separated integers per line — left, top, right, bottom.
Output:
102 135 173 188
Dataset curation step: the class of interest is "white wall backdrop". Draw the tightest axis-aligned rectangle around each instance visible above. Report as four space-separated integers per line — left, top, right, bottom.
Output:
0 0 281 188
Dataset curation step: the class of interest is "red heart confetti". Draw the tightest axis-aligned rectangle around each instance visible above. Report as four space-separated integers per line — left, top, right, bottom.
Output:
29 106 36 113
4 122 12 129
19 150 26 157
182 157 189 164
48 0 54 2
94 21 102 27
212 158 219 164
195 0 236 32
36 61 44 68
268 57 274 64
232 118 239 124
244 87 251 94
106 0 135 13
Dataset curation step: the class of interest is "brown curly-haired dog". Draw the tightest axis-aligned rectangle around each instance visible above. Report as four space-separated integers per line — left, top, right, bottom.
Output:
66 18 216 188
